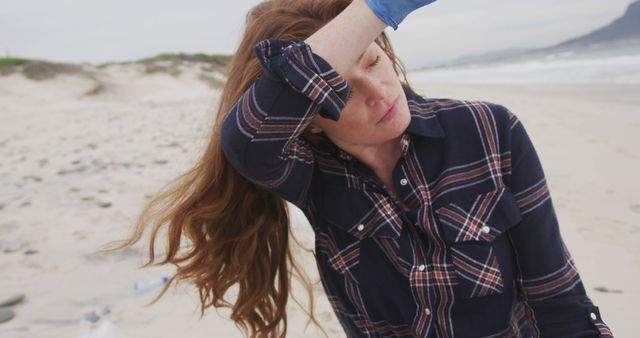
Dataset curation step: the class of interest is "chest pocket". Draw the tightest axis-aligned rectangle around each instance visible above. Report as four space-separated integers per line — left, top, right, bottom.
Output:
317 185 404 284
435 185 522 299
319 185 404 240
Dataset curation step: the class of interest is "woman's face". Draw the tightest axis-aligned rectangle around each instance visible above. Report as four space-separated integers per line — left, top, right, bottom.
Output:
309 42 411 150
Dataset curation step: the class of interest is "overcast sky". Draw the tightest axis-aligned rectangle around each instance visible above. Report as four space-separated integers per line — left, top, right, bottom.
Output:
0 0 635 69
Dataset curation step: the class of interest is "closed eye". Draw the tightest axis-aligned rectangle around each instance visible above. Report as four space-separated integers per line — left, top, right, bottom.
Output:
370 55 380 67
346 55 380 102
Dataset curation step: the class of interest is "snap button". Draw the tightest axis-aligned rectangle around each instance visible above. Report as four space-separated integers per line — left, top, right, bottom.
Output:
590 312 597 320
357 224 365 231
418 264 426 271
481 226 490 233
400 178 408 186
424 308 431 316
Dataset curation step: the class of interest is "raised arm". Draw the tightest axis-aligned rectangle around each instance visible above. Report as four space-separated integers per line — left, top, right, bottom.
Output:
305 0 438 75
304 0 386 77
220 0 389 208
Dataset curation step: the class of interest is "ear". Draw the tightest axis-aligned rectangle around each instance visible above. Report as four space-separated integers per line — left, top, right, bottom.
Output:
308 123 323 134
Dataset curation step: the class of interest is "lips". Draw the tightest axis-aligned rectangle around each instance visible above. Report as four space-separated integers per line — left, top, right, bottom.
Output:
377 98 398 124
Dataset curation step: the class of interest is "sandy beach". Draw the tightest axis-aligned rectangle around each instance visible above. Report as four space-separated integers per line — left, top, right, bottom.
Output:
0 61 637 337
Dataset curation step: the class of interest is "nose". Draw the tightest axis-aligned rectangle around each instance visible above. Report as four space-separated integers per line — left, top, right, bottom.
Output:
363 78 386 107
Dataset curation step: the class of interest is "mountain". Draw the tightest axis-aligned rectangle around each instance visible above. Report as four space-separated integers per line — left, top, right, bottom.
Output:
551 1 640 49
452 47 537 65
420 1 640 69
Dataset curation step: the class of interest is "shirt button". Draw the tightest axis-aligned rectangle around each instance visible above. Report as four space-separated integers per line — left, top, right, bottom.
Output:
418 264 426 271
424 308 431 316
357 224 365 231
481 226 490 233
590 312 597 320
400 178 408 186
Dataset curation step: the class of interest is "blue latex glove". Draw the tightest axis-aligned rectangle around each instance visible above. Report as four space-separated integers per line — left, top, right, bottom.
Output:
364 0 437 30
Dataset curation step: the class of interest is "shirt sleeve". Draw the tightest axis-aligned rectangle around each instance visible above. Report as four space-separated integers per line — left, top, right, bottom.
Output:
504 109 614 337
220 39 351 209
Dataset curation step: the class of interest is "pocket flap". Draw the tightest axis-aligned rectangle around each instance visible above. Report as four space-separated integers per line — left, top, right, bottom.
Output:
435 186 521 244
320 185 403 240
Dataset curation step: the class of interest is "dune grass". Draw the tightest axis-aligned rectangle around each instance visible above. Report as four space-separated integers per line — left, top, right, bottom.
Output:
1 53 232 69
138 53 232 63
0 57 34 67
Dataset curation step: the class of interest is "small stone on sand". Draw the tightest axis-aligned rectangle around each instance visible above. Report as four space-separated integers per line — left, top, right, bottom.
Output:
97 202 112 208
594 286 623 294
1 241 24 253
84 311 100 323
0 293 25 307
0 307 15 324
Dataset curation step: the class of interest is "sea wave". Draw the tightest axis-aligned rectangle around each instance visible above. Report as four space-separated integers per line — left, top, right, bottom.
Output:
411 44 640 84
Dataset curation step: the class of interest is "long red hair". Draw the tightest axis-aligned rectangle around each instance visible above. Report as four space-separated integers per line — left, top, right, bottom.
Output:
99 0 416 337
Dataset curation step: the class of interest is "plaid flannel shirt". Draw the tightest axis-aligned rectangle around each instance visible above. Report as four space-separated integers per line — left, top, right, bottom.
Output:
220 38 614 338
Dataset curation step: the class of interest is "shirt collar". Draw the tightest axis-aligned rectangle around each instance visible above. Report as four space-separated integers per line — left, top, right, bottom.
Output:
404 86 446 140
328 86 446 162
338 148 353 161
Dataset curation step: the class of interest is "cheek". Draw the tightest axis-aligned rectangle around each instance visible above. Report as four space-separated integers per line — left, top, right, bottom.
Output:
340 104 367 124
330 109 372 139
339 113 367 133
383 57 398 78
323 108 356 132
402 105 412 126
392 98 412 131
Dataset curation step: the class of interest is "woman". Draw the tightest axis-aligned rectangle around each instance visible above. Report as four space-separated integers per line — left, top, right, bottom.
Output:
104 0 613 337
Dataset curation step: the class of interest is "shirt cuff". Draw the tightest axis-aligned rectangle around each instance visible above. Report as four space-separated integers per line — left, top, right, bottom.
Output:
586 305 614 337
253 38 351 121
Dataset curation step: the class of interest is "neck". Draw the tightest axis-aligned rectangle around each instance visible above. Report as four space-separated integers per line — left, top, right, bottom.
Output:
331 135 404 199
342 136 403 177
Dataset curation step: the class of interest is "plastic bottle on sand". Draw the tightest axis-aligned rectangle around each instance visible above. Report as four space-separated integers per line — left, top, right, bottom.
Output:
132 276 169 296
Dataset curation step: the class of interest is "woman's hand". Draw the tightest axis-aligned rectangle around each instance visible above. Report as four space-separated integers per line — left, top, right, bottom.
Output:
364 0 437 30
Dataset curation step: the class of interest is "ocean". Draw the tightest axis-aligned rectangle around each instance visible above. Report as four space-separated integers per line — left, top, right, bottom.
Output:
409 41 640 85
